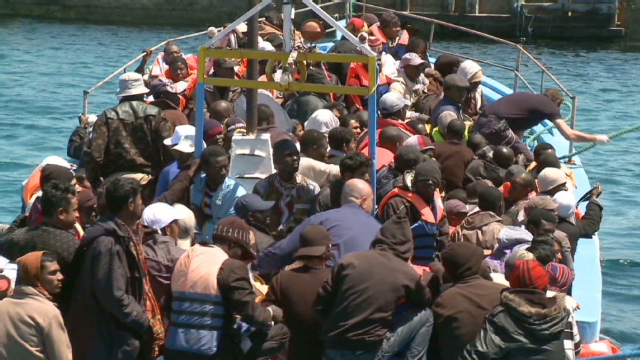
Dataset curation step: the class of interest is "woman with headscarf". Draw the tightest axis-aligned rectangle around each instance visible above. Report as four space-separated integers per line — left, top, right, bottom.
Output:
304 109 340 137
0 251 72 360
458 60 486 120
553 186 604 257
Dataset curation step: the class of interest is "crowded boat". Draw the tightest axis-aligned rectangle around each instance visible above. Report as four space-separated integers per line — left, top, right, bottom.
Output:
0 4 623 360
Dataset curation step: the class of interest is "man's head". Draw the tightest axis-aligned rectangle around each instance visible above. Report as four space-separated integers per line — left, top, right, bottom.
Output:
234 193 274 230
509 259 549 291
527 235 558 266
477 186 504 215
379 92 409 120
443 74 470 104
379 11 402 40
444 119 466 141
323 102 347 118
340 114 362 138
537 153 561 172
445 188 468 203
406 120 428 136
141 202 185 240
544 88 564 108
400 53 428 82
537 167 567 196
164 125 198 163
292 119 304 141
354 110 369 130
213 217 256 262
41 181 78 231
493 146 515 170
17 251 63 296
300 129 328 162
526 208 558 237
204 119 224 147
394 145 425 174
523 196 558 218
208 100 234 122
213 58 239 79
467 133 488 154
328 127 356 155
340 178 374 213
407 37 428 60
533 142 556 163
172 204 196 250
508 172 537 202
379 126 409 154
403 135 435 158
201 145 229 189
339 152 373 181
163 44 182 63
273 139 300 181
413 159 441 203
444 199 469 227
105 177 143 221
257 103 275 127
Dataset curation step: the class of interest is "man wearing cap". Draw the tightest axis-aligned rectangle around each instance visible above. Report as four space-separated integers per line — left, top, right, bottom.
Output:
256 179 380 274
430 73 470 135
155 125 200 199
389 52 429 106
378 159 449 266
234 193 276 257
86 72 174 190
140 202 186 326
164 217 288 360
205 58 243 105
222 117 247 151
191 145 247 242
263 225 333 360
502 171 538 225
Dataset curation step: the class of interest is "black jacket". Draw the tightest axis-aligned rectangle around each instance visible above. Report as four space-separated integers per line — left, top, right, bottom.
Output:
62 218 152 360
460 289 572 360
316 215 430 351
556 199 603 257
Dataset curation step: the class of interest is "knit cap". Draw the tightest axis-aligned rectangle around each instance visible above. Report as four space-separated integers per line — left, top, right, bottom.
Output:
509 260 549 291
546 262 573 293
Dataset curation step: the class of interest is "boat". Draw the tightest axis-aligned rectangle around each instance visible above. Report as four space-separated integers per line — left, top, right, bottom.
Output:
78 0 619 356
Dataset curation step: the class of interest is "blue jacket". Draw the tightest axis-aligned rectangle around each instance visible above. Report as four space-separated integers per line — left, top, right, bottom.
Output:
191 175 247 242
431 96 463 127
255 204 381 274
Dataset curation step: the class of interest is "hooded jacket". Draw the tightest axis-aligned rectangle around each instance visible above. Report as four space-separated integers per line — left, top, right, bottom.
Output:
452 211 505 254
460 289 573 360
432 243 506 360
315 215 430 351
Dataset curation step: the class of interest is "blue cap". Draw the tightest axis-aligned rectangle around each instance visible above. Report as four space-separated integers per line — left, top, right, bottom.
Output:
234 194 275 219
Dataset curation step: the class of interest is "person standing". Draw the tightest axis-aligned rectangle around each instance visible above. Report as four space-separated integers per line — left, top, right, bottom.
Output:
0 251 72 360
263 225 333 360
434 119 476 192
64 177 164 360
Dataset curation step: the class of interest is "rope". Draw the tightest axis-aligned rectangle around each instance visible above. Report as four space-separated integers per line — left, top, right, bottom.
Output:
585 349 640 359
559 122 640 160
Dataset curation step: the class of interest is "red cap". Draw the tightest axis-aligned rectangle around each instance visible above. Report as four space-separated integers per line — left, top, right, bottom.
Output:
509 260 549 291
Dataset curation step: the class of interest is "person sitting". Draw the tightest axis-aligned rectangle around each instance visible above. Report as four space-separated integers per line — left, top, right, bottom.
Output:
204 118 225 147
234 193 276 257
164 218 288 360
298 129 341 188
553 187 603 257
546 262 573 294
465 145 515 187
155 125 199 199
431 74 470 134
0 251 72 360
316 152 373 213
389 52 429 106
406 118 429 136
3 181 79 279
262 225 333 360
434 119 476 192
376 145 425 203
370 11 410 60
461 259 581 360
25 163 76 229
457 60 486 120
452 186 505 255
208 99 234 123
432 242 506 360
378 159 449 266
256 179 380 274
253 139 320 239
316 214 433 360
327 127 356 165
256 103 289 145
502 171 538 225
146 43 197 82
190 145 247 241
86 72 173 190
407 37 430 64
537 167 570 198
152 56 198 111
444 199 469 234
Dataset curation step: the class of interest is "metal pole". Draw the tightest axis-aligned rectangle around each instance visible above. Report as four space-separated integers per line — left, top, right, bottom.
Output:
540 71 545 94
428 23 435 47
346 0 352 20
83 90 89 116
514 48 523 92
368 67 379 208
195 81 205 157
568 96 577 161
246 0 260 134
283 0 294 52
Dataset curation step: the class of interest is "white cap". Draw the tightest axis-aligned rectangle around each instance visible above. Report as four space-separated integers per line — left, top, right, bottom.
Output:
164 125 196 151
237 22 248 33
141 202 186 230
379 92 410 114
116 72 150 97
400 52 427 68
537 167 567 193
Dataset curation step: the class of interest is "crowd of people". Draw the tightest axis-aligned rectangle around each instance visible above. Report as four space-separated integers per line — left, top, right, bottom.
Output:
0 9 610 360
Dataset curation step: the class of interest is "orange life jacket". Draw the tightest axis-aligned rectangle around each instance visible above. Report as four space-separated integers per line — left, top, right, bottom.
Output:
370 25 410 46
379 188 445 224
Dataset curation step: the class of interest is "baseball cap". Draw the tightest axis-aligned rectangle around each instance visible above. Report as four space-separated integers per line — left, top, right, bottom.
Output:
294 225 332 258
234 194 275 219
379 92 410 114
141 202 186 230
525 196 558 212
444 199 469 217
164 125 196 146
404 135 435 152
400 52 427 68
224 117 247 135
443 74 471 89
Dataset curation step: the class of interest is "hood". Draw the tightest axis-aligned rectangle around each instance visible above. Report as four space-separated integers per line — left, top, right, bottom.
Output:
440 242 485 282
460 211 503 230
496 226 532 250
371 214 413 262
501 289 569 339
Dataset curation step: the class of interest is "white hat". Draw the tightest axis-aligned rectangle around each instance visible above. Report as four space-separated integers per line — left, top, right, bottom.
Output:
379 92 410 114
537 167 567 193
237 22 248 33
141 202 186 230
164 125 197 153
116 72 150 97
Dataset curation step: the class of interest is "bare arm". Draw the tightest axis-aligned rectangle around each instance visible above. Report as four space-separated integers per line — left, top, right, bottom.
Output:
553 119 598 142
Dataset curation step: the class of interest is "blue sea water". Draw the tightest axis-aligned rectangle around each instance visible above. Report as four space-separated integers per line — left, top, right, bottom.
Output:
1 17 638 349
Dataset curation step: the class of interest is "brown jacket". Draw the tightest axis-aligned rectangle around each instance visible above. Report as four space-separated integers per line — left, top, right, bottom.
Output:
452 211 504 254
0 286 72 360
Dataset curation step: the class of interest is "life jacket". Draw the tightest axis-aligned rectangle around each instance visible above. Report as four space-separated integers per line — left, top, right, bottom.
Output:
345 62 392 112
432 121 473 143
152 53 199 78
370 26 410 59
166 244 229 356
580 339 623 358
378 188 445 266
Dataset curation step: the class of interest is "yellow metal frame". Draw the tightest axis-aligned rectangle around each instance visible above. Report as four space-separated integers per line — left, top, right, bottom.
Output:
198 48 377 96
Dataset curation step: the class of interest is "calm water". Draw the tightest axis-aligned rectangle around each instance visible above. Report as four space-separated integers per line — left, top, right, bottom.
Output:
1 17 638 349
